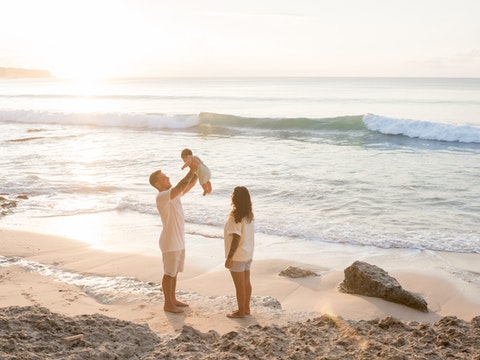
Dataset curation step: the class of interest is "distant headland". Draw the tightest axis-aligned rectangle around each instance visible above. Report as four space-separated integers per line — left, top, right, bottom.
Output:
0 67 52 78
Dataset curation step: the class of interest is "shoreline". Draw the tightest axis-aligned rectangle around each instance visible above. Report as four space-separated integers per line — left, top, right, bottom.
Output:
1 228 480 329
1 228 480 358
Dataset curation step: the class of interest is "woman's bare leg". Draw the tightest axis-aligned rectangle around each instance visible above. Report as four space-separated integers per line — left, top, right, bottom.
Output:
244 270 252 315
227 271 246 318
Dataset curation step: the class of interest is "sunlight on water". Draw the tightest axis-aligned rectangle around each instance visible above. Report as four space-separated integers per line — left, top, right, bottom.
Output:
1 77 480 256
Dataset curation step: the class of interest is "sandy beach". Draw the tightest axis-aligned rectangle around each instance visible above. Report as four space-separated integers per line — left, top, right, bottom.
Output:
1 228 480 359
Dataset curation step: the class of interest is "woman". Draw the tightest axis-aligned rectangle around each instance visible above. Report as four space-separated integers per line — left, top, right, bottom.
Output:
224 186 255 318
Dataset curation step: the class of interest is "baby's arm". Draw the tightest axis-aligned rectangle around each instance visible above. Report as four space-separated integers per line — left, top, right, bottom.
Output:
181 155 193 170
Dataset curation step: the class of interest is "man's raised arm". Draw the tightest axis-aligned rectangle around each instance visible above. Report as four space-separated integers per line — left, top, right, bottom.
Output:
170 163 198 199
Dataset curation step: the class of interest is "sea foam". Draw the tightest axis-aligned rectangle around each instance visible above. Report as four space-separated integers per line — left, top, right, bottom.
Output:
363 113 480 143
4 109 480 144
0 109 199 129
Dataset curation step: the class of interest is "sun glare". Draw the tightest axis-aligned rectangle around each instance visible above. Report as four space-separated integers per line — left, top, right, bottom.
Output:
43 27 126 80
31 1 150 80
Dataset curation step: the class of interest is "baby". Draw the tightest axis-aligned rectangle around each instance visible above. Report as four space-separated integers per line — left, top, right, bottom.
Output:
181 148 212 196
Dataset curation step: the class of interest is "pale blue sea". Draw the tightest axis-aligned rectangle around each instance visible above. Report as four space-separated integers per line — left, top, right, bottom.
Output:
1 77 479 267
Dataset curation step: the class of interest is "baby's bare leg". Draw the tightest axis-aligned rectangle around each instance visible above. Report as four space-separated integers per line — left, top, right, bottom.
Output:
202 181 212 195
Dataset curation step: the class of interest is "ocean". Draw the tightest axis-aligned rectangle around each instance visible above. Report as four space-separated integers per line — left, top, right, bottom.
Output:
1 77 479 267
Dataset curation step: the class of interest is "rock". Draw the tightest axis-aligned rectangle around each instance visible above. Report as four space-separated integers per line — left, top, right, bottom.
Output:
0 197 17 216
279 266 319 278
255 296 282 309
2 306 480 359
338 261 428 312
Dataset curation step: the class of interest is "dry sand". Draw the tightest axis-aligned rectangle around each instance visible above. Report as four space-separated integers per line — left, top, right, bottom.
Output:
1 228 479 359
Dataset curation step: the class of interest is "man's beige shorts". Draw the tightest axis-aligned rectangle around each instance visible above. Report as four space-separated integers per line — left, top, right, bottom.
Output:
162 249 185 277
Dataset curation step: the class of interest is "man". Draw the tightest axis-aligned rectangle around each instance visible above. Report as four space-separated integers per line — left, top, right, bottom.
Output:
149 163 198 313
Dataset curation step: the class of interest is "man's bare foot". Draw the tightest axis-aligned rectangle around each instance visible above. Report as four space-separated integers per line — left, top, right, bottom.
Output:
227 311 245 318
175 300 189 307
164 305 184 314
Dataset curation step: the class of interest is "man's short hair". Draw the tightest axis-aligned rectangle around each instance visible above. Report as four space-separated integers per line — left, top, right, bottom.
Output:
149 170 162 188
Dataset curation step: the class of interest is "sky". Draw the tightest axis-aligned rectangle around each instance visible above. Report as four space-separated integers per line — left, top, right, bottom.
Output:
1 0 479 79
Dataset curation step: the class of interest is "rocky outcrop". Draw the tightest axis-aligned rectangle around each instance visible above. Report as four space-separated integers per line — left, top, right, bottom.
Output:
0 196 17 216
0 195 28 216
339 261 428 312
0 67 51 78
279 266 319 278
2 306 479 359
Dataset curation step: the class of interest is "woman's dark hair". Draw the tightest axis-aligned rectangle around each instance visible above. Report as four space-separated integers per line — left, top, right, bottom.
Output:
230 186 254 223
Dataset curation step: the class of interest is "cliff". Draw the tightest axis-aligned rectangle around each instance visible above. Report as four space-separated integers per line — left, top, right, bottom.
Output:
0 67 52 78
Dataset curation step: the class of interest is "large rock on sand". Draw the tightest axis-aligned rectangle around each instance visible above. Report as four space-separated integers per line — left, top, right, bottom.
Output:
338 261 428 312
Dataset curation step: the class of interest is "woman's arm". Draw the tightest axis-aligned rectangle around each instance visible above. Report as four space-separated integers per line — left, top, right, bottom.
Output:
225 233 240 268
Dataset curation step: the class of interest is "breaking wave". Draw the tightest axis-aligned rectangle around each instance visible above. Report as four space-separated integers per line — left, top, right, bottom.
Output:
1 109 479 143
